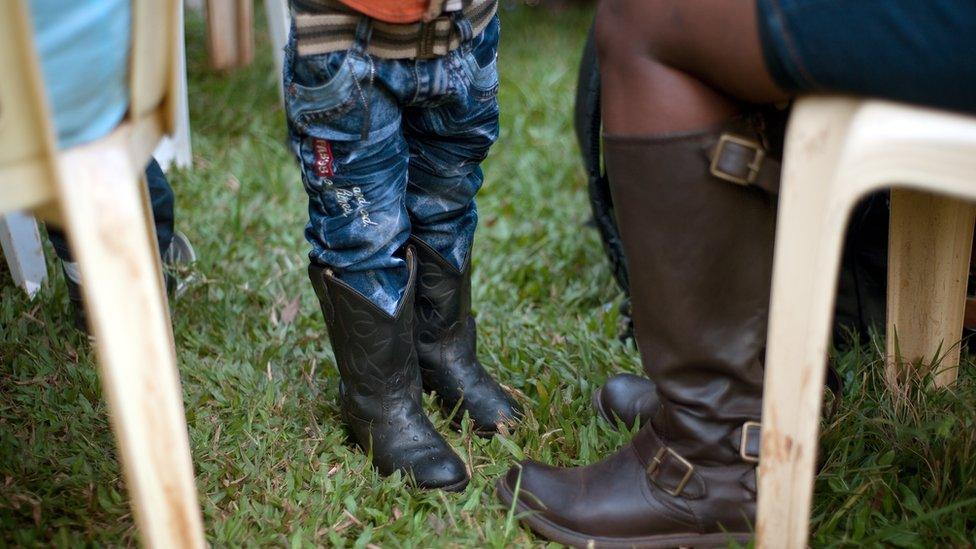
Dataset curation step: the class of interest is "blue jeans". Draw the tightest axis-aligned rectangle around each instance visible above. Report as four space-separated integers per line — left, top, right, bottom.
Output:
758 0 976 114
284 16 501 314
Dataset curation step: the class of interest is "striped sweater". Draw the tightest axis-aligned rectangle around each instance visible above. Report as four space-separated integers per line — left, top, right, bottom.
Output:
291 0 498 58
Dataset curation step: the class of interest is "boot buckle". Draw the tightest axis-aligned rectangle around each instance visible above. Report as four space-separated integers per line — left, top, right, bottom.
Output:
710 134 766 186
647 446 696 497
739 421 762 464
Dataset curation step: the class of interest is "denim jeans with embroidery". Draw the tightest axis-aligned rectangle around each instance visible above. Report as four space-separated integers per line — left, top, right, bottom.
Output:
284 16 500 314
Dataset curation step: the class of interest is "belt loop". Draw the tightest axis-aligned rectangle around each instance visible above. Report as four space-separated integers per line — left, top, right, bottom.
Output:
349 16 375 140
452 10 474 47
352 16 373 56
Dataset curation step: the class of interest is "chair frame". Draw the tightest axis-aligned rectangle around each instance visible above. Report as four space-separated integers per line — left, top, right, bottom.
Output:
0 211 47 297
756 96 976 547
206 0 255 70
0 1 205 546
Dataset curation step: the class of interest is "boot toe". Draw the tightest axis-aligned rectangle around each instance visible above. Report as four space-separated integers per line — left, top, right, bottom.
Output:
497 435 698 541
453 382 522 435
410 450 469 491
594 373 657 429
498 460 580 520
469 394 522 434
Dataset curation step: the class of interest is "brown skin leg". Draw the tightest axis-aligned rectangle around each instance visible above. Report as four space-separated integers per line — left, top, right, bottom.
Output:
597 0 793 135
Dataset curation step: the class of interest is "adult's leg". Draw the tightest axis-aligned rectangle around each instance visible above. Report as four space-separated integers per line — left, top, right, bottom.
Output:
598 0 976 134
597 0 789 135
590 0 787 427
497 2 784 544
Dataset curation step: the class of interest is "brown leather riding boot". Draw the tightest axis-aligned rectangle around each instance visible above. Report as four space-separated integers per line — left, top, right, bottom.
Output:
497 116 779 547
591 373 658 429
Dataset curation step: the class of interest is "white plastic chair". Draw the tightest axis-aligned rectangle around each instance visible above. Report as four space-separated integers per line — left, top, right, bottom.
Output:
756 97 976 547
264 0 290 102
2 1 192 300
0 212 47 297
0 1 205 546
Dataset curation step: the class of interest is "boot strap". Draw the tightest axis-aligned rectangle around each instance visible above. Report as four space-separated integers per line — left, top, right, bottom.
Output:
733 421 762 464
646 446 705 499
706 133 780 195
732 422 762 497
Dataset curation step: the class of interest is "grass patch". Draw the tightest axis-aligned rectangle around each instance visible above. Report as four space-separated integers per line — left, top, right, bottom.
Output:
2 3 975 547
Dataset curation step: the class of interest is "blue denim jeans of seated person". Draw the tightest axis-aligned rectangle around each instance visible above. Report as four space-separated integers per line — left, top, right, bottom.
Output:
284 15 501 315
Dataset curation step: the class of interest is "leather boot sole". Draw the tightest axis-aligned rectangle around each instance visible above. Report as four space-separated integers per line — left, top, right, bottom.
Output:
441 397 502 437
495 479 752 548
435 476 470 493
341 430 470 492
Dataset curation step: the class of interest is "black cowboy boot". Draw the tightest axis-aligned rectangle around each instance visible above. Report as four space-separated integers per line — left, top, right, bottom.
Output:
497 116 778 547
410 236 520 435
309 248 469 491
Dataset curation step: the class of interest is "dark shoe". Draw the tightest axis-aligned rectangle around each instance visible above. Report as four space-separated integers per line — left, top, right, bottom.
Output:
63 231 195 332
161 230 197 297
591 373 658 430
499 116 778 546
309 247 469 491
410 236 520 435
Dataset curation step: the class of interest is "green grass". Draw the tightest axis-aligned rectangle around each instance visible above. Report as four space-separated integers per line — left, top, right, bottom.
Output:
1 4 975 547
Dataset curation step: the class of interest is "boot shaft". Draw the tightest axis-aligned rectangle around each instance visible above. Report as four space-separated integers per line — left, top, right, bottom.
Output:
410 235 473 344
308 248 423 416
604 116 778 463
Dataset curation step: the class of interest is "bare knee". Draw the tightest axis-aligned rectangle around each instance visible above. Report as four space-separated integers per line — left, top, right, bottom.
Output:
595 0 675 68
595 0 640 68
595 0 748 134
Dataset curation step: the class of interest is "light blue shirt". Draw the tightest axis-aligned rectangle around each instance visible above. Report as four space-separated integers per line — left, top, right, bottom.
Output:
28 0 131 149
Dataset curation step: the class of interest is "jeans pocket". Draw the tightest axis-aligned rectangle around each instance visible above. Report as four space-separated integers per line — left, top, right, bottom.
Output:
461 17 500 101
461 51 499 101
285 50 366 139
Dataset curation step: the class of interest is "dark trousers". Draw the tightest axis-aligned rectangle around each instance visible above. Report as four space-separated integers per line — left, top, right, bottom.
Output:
47 158 175 261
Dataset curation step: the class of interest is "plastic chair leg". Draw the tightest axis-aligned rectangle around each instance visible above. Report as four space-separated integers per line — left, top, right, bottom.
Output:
886 188 974 389
56 133 204 548
207 0 254 70
0 211 47 297
757 98 861 549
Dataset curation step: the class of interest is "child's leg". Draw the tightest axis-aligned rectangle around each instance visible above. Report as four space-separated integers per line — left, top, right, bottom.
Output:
401 108 496 268
401 16 519 434
295 129 412 314
402 17 501 268
284 33 413 314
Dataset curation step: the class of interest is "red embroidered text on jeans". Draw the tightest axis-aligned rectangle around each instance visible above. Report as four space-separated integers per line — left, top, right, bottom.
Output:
313 139 335 178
